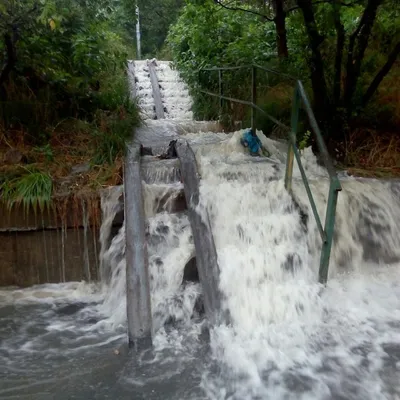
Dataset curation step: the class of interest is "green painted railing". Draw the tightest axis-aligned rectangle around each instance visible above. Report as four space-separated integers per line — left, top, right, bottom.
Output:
199 64 342 284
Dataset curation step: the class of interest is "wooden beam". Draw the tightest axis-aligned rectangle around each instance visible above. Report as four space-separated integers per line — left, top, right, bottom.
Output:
147 60 165 120
175 140 222 323
124 145 152 349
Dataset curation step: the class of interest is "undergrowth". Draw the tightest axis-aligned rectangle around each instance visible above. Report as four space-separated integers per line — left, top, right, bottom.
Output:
0 169 52 213
0 66 139 203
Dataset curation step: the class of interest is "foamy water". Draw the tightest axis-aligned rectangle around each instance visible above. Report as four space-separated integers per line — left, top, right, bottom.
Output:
1 128 400 399
133 60 193 120
192 131 400 398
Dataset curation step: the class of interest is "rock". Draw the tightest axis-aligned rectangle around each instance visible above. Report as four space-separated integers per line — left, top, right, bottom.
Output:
182 257 199 283
140 145 153 156
3 149 26 165
56 302 86 315
159 140 177 160
71 162 90 175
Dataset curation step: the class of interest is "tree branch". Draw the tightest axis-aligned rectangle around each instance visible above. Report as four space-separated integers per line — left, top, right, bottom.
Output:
296 0 329 127
332 0 345 106
286 0 363 14
0 33 17 88
214 0 275 21
363 41 400 107
274 0 289 57
344 0 383 113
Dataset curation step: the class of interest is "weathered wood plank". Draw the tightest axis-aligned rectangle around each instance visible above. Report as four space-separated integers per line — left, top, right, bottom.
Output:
124 145 152 349
175 140 222 322
147 60 165 120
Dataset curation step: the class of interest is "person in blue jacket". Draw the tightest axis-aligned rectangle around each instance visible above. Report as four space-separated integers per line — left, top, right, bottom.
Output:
240 129 264 156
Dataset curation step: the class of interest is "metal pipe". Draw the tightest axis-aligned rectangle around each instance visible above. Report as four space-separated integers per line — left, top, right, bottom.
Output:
296 81 342 190
292 142 326 241
218 70 223 114
284 86 300 193
199 88 290 132
319 182 340 284
135 6 141 60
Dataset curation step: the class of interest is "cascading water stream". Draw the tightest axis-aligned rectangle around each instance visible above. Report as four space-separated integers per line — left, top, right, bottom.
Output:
1 60 400 398
91 129 400 399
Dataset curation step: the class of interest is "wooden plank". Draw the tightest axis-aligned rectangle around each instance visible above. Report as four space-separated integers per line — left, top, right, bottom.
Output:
124 145 152 349
127 60 136 99
147 60 165 120
175 140 222 323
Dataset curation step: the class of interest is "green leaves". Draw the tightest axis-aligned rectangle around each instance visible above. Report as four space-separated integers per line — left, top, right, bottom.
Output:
0 170 53 214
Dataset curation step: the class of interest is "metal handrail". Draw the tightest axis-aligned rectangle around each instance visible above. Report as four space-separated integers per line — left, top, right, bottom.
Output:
198 64 342 284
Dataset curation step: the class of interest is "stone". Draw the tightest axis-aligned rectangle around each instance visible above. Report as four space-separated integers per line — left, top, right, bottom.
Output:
71 162 90 175
3 149 26 164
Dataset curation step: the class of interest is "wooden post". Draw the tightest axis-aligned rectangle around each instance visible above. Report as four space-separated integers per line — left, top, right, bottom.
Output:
175 140 222 322
124 145 152 349
147 60 165 120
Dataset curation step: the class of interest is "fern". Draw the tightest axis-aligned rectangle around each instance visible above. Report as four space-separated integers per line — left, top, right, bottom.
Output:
299 130 311 152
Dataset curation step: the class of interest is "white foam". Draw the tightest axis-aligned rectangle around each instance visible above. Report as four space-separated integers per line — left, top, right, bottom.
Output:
192 132 400 398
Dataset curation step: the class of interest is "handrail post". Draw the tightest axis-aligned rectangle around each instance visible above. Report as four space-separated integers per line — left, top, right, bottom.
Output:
318 182 339 284
285 84 300 192
251 66 257 133
219 69 223 115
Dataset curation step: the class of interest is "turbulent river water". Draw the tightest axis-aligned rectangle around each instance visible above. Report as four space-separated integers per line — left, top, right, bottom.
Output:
1 130 400 400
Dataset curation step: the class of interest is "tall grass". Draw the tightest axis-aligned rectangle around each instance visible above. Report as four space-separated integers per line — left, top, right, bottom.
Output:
0 169 53 213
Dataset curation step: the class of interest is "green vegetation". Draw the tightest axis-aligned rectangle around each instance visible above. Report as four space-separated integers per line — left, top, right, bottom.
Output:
168 0 400 175
138 0 185 58
0 0 140 205
0 169 52 213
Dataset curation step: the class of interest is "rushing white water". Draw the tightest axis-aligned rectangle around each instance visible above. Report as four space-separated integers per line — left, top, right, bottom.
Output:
132 59 193 121
1 122 400 399
133 60 155 119
85 128 400 399
190 131 400 399
155 61 193 120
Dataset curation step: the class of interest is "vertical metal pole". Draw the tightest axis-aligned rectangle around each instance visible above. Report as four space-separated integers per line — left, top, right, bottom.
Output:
318 182 339 284
218 69 223 114
251 66 257 133
135 6 141 60
285 84 300 192
125 146 152 350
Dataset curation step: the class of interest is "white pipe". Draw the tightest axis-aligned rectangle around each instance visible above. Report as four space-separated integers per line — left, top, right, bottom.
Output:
136 6 141 60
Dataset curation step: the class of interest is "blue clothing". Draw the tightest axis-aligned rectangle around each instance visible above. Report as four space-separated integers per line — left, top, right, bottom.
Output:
240 130 262 155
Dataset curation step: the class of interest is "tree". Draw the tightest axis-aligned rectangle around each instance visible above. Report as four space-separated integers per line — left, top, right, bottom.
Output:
296 0 400 140
0 0 135 138
175 0 400 143
137 0 185 57
214 0 290 58
0 1 39 92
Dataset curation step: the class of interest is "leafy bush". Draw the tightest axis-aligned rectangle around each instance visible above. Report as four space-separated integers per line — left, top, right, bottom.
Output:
0 0 137 143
